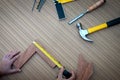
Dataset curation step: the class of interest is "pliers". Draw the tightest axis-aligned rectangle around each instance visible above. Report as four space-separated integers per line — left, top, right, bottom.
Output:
32 0 46 12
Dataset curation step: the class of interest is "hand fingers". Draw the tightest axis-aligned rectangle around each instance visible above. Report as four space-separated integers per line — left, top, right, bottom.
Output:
11 53 20 63
3 54 10 58
9 69 21 74
57 67 64 79
9 51 20 59
4 51 20 59
3 51 13 58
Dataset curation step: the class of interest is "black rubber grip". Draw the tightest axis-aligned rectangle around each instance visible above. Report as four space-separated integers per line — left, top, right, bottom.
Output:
107 17 120 27
63 70 72 79
37 1 41 9
54 1 65 20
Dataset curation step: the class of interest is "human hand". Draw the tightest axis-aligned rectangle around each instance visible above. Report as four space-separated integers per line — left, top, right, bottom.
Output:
57 67 75 80
0 51 21 76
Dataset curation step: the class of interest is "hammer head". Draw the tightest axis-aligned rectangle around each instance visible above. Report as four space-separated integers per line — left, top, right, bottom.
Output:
76 23 93 42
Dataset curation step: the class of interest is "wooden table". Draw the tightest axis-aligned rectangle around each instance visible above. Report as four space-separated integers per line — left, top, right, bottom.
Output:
0 0 120 80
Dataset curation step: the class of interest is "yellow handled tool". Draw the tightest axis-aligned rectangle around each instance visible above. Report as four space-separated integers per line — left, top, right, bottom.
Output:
57 0 74 4
76 17 120 42
88 23 107 34
33 41 72 79
88 17 120 33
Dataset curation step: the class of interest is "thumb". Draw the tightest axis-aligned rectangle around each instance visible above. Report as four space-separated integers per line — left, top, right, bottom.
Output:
58 67 64 79
9 69 21 74
68 71 75 80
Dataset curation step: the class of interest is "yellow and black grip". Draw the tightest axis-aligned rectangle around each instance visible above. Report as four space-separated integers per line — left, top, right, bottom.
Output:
88 17 120 34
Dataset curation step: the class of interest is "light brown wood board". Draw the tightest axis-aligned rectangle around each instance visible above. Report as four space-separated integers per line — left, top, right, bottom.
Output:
13 43 56 69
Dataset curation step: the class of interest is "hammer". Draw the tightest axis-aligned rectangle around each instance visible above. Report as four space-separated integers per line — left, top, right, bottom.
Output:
77 17 120 42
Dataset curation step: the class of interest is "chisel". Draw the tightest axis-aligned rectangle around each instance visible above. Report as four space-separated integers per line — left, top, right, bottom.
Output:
33 41 72 79
68 0 106 25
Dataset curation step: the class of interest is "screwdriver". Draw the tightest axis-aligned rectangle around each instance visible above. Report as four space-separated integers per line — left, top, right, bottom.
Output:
68 0 106 25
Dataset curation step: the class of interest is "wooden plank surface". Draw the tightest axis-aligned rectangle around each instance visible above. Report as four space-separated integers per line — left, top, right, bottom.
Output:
13 43 36 69
13 42 56 69
0 0 120 80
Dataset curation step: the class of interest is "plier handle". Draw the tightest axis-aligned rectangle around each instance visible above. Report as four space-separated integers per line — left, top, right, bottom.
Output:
32 0 46 12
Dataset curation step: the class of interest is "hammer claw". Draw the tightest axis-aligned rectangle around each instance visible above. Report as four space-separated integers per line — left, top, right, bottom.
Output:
77 23 93 42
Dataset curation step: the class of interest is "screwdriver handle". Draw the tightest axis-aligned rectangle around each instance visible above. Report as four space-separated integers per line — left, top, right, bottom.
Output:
87 0 105 12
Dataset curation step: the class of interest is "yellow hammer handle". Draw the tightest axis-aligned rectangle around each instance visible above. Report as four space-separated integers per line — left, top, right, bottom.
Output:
33 41 62 68
88 23 108 34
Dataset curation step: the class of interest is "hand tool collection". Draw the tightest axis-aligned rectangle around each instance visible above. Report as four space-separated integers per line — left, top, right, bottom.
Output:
33 41 72 79
76 17 120 42
32 0 46 12
68 0 106 25
23 0 119 79
32 0 75 19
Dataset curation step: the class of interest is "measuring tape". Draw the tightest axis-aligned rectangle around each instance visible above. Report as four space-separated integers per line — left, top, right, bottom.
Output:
57 0 74 4
33 41 72 79
33 41 62 68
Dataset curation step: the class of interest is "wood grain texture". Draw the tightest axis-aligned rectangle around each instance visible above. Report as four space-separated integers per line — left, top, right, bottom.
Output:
0 0 120 80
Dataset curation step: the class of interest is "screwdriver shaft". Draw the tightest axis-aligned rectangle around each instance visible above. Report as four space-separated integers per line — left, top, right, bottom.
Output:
68 10 88 25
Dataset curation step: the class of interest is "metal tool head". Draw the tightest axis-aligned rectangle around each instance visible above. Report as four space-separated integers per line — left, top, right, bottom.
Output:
76 23 93 42
37 0 46 12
